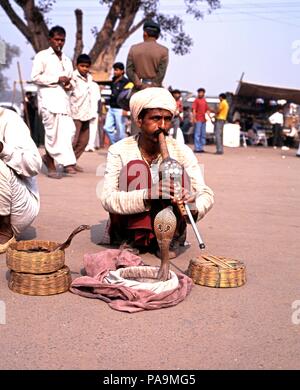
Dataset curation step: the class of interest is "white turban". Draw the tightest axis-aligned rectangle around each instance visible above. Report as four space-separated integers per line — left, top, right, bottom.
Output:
129 87 177 123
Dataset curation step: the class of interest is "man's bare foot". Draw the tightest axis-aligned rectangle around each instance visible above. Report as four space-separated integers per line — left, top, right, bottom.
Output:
42 154 62 178
119 241 140 255
42 154 56 171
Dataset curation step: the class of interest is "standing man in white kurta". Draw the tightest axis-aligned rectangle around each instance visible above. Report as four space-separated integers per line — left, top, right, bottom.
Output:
31 25 76 179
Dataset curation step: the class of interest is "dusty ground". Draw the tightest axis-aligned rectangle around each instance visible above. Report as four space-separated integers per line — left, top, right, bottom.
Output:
0 144 299 370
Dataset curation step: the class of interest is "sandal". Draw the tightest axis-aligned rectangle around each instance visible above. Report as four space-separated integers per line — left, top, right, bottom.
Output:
42 155 61 179
47 171 62 179
74 165 84 172
64 166 77 175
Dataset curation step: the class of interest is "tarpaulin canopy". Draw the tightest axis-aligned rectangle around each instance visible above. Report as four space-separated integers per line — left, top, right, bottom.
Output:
235 81 300 104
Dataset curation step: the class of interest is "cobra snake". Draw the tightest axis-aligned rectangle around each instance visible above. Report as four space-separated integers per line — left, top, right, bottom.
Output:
153 132 186 281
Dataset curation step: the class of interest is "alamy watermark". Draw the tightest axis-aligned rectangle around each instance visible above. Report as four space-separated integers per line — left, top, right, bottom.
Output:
95 160 205 210
0 300 6 325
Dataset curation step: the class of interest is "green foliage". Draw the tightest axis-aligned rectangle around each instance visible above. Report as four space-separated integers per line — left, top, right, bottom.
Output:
98 0 220 55
37 0 56 13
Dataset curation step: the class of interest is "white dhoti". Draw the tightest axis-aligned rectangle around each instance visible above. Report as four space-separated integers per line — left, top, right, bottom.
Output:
85 115 99 150
41 107 76 166
0 160 40 235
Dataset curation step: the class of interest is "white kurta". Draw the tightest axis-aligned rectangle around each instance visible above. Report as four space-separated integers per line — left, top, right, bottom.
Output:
31 47 76 166
100 135 214 219
85 81 101 150
0 108 41 235
70 70 94 121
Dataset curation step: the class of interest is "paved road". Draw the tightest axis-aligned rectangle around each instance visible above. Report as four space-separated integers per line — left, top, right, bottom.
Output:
1 144 299 369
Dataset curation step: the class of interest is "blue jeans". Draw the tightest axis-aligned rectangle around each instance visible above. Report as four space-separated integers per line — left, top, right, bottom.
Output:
194 121 206 151
104 107 126 144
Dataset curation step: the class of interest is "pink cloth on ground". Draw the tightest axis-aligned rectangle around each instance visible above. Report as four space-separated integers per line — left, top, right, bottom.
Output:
70 249 193 313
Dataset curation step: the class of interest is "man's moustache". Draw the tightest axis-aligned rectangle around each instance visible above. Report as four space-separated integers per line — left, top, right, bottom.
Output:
154 129 168 137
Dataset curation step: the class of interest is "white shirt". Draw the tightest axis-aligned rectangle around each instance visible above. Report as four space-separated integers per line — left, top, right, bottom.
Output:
0 107 42 200
31 47 73 115
90 81 101 118
269 112 284 125
100 135 214 220
70 70 94 121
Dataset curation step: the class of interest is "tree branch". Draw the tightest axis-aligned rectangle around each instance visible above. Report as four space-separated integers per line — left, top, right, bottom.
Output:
1 0 49 52
1 0 221 76
90 0 143 78
23 0 49 51
113 0 142 51
0 0 32 43
126 18 146 38
73 9 83 66
89 0 123 61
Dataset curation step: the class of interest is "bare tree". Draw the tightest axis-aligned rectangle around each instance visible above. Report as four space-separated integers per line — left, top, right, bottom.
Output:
0 0 221 79
1 0 49 52
73 9 83 68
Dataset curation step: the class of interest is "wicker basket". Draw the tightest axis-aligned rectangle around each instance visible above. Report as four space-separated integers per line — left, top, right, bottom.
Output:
8 266 72 296
0 235 16 254
187 255 246 288
6 240 65 274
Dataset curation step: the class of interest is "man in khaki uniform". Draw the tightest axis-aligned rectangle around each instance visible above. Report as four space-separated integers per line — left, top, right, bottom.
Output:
126 20 169 91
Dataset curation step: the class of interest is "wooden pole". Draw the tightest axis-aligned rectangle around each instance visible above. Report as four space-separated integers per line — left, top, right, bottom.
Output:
11 81 16 106
17 61 31 133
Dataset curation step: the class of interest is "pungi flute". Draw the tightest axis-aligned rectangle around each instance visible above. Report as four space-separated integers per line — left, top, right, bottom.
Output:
158 131 206 249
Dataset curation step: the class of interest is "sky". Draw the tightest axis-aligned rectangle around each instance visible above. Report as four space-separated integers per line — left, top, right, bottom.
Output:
1 0 300 96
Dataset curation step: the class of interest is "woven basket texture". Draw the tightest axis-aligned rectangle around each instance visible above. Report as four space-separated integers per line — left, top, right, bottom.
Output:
6 240 65 274
0 236 16 254
187 256 246 288
8 266 72 296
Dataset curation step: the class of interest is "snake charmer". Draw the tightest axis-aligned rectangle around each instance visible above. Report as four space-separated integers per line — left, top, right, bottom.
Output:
100 87 214 280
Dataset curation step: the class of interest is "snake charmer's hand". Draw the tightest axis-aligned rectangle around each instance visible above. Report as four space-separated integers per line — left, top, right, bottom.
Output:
171 187 198 218
171 187 196 204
